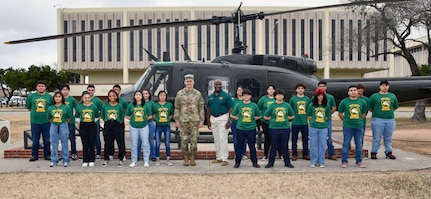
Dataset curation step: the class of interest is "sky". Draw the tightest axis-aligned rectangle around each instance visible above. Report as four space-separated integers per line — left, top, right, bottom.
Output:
0 0 343 70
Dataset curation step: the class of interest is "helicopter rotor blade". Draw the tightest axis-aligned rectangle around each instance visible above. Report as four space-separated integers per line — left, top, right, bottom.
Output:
265 0 410 17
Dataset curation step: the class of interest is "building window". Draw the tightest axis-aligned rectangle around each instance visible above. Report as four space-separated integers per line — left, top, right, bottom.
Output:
81 20 85 62
108 20 112 62
207 25 211 60
283 19 287 55
340 20 344 61
274 19 279 55
175 19 179 61
252 20 256 54
63 21 68 62
349 20 353 61
384 31 387 61
216 24 220 57
156 19 161 59
375 20 379 61
242 22 247 54
331 20 335 61
147 19 152 61
358 20 362 61
184 19 188 60
198 25 202 60
166 19 170 58
366 20 370 61
318 19 322 61
90 20 94 62
292 19 296 56
301 19 305 56
99 20 103 62
225 23 229 55
116 20 121 62
265 19 269 54
139 20 143 61
130 20 134 61
72 20 76 62
310 19 314 59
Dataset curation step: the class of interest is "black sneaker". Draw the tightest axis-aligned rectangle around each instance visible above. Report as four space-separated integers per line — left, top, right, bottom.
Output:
386 152 396 159
285 162 295 168
371 152 377 159
71 154 77 161
44 156 51 161
151 158 157 162
29 157 38 162
264 164 273 168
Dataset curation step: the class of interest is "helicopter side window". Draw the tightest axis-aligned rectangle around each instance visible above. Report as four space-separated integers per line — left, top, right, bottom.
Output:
237 78 261 98
146 69 169 97
207 76 230 96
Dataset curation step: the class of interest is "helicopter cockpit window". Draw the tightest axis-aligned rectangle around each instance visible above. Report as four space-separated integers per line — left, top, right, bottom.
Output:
145 69 169 96
237 78 261 98
207 76 230 96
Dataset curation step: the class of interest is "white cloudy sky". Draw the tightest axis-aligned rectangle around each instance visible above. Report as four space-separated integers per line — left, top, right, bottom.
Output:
0 0 343 70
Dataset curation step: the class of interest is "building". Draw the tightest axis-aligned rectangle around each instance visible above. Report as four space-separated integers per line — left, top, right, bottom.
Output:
57 6 399 84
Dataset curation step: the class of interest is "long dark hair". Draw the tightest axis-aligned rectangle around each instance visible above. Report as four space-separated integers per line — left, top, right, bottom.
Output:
235 85 244 98
53 91 65 104
108 89 119 102
312 88 327 107
133 91 145 106
142 89 152 100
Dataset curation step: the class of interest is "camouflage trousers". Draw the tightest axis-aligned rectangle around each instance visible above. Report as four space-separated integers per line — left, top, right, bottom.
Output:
180 121 199 155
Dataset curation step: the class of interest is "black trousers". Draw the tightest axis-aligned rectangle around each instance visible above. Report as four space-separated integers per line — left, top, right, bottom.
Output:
80 122 97 162
103 121 126 161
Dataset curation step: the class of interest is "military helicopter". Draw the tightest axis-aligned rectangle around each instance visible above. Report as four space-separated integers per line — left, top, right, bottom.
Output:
4 0 429 105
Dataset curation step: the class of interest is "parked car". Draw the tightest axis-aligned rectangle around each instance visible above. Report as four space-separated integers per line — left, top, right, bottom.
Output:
8 96 26 107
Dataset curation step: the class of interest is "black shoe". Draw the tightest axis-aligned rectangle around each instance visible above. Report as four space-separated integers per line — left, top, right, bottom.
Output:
371 152 377 159
386 152 396 159
29 157 38 162
264 164 273 168
252 163 261 168
44 156 51 161
285 162 295 168
234 163 240 168
151 158 157 162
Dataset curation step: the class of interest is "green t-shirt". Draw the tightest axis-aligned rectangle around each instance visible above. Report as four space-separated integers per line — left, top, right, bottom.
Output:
75 103 100 123
102 103 124 123
125 103 151 128
307 103 331 129
232 101 261 131
289 95 311 125
257 95 276 124
207 90 233 116
231 97 243 122
310 92 336 121
47 104 72 125
65 96 78 124
369 92 399 119
359 96 370 126
263 101 294 129
338 97 367 128
26 92 53 124
153 101 174 125
119 97 129 111
145 100 156 122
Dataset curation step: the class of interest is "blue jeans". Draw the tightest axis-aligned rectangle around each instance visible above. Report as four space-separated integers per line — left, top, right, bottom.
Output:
94 123 101 155
147 121 156 159
371 118 396 154
326 120 335 157
155 124 171 158
30 122 51 158
130 125 150 163
268 128 291 165
291 125 309 156
68 123 77 155
235 129 257 165
50 123 70 164
341 126 363 164
231 121 247 156
309 127 328 165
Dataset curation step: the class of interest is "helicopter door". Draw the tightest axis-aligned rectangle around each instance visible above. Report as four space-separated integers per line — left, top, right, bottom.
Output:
141 69 171 98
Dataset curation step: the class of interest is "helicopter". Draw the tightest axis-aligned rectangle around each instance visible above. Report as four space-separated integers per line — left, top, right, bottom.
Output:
4 0 429 105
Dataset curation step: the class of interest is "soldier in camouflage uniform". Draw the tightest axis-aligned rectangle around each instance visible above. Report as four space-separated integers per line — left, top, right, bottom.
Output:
174 74 205 166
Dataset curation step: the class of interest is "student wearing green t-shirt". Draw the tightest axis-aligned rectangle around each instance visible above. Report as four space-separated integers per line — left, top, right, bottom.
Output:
153 91 174 166
369 80 399 160
27 80 53 162
61 84 79 160
143 89 156 161
47 91 72 167
289 83 311 161
231 89 261 169
86 84 104 159
307 88 331 168
338 85 368 168
75 91 100 167
101 89 125 167
317 81 337 161
231 85 248 160
263 89 295 169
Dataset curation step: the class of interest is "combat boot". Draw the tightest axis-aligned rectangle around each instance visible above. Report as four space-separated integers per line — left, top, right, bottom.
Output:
183 155 189 166
190 154 197 166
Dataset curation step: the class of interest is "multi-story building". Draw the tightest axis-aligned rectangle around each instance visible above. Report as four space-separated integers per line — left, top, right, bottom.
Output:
57 6 403 84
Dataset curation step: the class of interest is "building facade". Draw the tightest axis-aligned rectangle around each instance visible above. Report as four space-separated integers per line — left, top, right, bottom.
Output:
58 6 399 84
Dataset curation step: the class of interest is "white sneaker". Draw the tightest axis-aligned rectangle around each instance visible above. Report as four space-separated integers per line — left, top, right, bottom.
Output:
310 164 316 168
261 156 267 161
242 155 248 160
89 162 95 167
109 155 114 161
117 161 123 167
63 162 69 167
102 161 109 167
320 165 325 168
96 155 101 159
155 162 161 166
49 162 57 167
82 162 89 167
167 161 173 166
144 162 150 168
129 162 137 167
123 156 127 162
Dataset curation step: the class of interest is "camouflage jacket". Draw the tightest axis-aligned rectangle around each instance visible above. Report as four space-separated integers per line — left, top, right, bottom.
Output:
174 88 205 123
